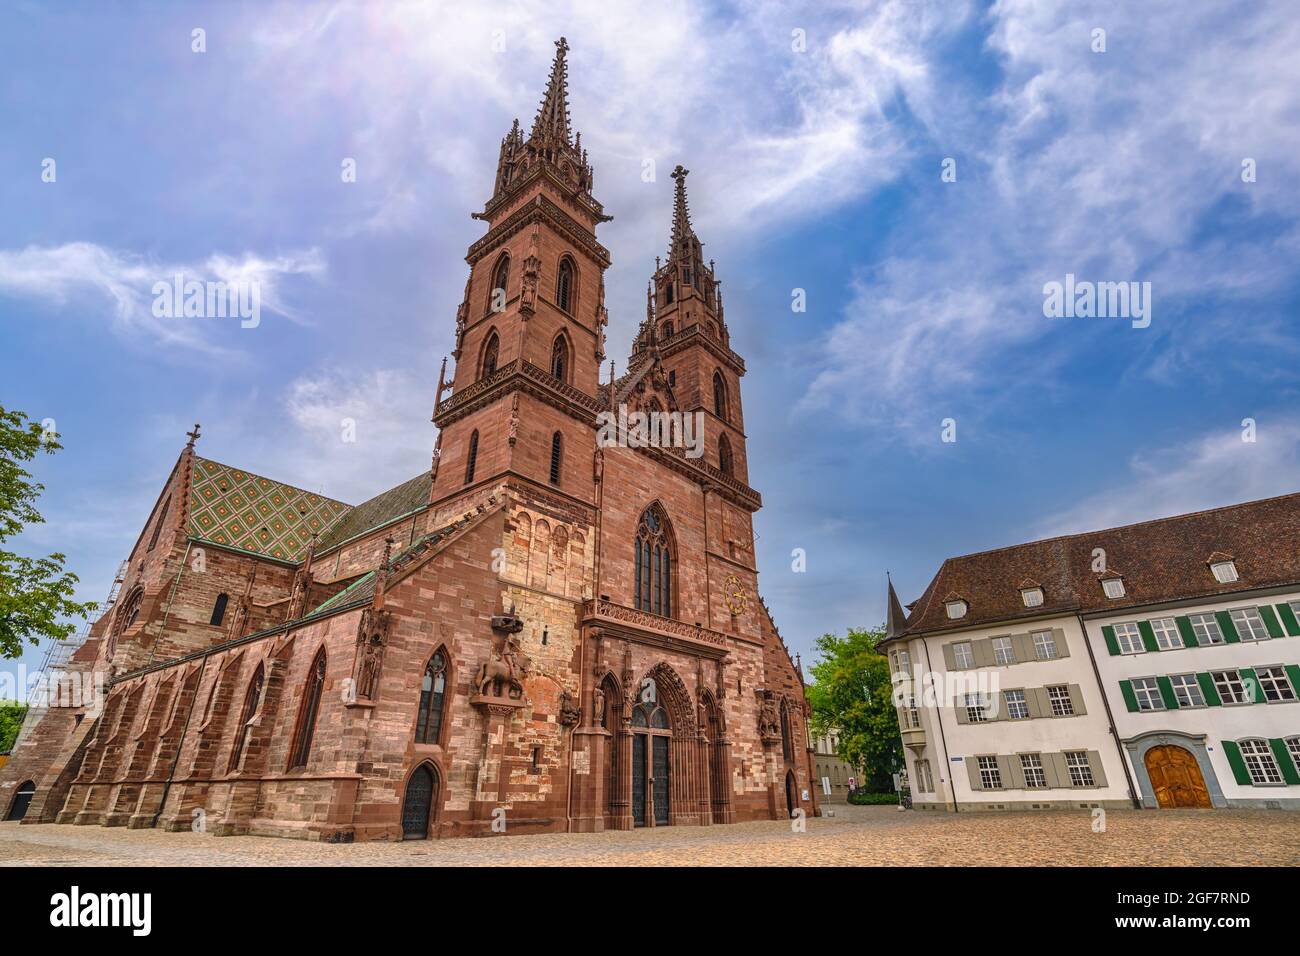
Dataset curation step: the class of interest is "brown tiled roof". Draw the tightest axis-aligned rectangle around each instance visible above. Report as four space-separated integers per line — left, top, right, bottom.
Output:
314 471 432 553
895 492 1300 638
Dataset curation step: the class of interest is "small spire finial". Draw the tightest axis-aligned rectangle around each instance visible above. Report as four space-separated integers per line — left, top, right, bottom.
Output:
185 423 201 447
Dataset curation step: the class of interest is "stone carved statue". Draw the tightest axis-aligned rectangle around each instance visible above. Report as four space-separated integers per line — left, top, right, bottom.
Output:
758 692 781 740
474 634 526 698
559 690 581 726
593 686 606 726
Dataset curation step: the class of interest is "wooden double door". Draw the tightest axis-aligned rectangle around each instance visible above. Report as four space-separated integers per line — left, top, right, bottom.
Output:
1145 745 1212 808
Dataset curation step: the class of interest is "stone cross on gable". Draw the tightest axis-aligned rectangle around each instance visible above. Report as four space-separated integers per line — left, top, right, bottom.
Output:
185 423 201 446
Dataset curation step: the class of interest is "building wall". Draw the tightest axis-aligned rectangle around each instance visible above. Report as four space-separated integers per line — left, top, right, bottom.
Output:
1087 588 1300 809
889 616 1132 811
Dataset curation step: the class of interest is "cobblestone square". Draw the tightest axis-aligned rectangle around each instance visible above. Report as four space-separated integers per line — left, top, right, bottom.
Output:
3 806 1296 867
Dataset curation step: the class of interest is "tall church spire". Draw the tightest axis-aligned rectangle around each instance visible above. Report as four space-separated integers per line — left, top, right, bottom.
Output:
669 164 696 255
481 37 605 221
529 37 573 149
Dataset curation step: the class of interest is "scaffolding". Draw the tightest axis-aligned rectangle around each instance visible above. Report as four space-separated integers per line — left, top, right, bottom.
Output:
7 561 125 751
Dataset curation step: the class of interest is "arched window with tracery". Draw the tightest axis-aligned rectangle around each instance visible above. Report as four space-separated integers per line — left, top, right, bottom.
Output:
631 701 671 729
288 649 327 770
464 430 479 485
717 434 733 476
713 370 728 421
556 258 575 313
634 504 674 618
489 254 510 313
550 334 569 382
228 663 264 772
480 332 500 379
415 649 448 744
662 321 673 338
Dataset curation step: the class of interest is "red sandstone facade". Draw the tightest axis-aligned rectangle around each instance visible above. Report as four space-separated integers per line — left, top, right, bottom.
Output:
0 39 817 841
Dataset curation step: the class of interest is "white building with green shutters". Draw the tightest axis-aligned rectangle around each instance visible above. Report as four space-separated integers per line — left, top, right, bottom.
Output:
1089 583 1300 809
881 493 1300 812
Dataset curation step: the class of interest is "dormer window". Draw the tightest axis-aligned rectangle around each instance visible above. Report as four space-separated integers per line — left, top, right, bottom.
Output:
945 600 968 620
1210 560 1238 584
1101 578 1126 599
1021 587 1044 608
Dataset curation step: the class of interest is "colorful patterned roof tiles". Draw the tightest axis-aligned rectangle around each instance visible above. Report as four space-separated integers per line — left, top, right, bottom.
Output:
187 457 352 561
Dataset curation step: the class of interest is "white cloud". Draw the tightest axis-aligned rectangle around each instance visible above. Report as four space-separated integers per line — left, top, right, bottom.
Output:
1037 418 1300 537
0 242 326 353
801 0 1300 429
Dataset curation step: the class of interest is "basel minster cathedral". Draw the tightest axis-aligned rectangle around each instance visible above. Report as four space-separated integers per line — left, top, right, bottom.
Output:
0 39 815 841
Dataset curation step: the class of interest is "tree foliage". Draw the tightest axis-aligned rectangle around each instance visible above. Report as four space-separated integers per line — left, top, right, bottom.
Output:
0 406 97 659
805 625 902 792
0 700 29 752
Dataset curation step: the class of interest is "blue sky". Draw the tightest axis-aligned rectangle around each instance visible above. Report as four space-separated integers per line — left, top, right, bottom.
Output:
3 0 1300 689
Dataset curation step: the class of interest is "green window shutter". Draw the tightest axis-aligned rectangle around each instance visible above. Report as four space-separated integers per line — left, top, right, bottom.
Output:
1269 739 1300 785
1133 624 1154 655
1239 667 1259 704
1102 625 1120 656
1258 605 1285 639
1276 602 1300 636
1156 676 1179 710
1216 610 1241 643
1119 680 1139 713
1221 740 1251 786
1138 620 1159 653
1285 665 1300 696
1175 615 1198 647
1197 672 1222 706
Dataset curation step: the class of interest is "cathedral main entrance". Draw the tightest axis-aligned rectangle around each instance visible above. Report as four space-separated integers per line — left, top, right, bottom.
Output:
631 701 671 827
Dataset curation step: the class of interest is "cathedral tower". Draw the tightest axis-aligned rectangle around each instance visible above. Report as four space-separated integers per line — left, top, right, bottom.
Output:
635 165 750 487
431 37 610 509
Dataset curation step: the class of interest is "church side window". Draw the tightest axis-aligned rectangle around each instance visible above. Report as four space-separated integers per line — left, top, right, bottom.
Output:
634 504 674 618
288 650 327 770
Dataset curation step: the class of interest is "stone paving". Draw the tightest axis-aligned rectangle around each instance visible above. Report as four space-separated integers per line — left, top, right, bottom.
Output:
2 805 1297 866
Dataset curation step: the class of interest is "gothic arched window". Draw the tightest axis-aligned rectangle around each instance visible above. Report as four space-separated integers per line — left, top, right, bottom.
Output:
210 592 229 627
550 334 569 382
556 258 575 313
549 431 563 485
480 332 500 379
634 504 674 618
415 649 448 744
489 254 510 313
712 370 728 421
228 663 264 772
464 430 480 485
662 321 673 338
288 650 327 770
717 434 733 476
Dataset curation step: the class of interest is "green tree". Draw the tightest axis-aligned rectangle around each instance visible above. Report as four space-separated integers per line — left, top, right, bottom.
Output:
0 700 29 751
0 406 97 659
806 625 902 792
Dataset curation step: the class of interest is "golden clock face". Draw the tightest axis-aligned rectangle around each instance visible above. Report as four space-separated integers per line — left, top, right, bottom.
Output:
724 574 747 616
